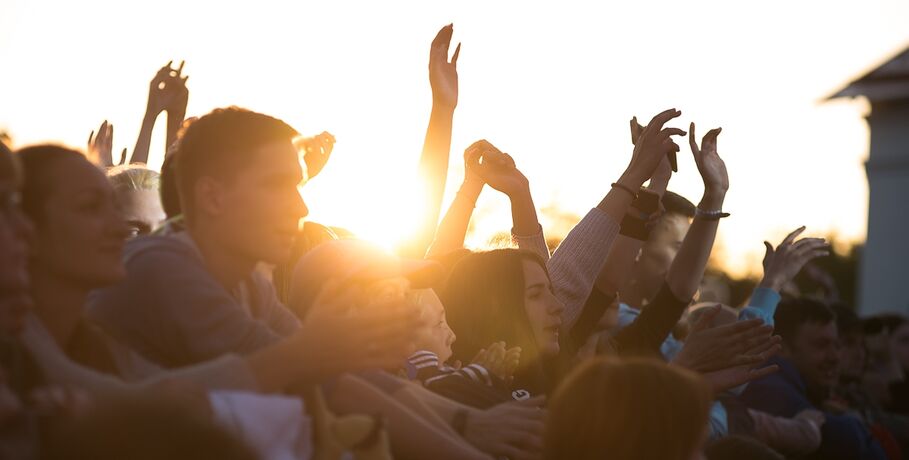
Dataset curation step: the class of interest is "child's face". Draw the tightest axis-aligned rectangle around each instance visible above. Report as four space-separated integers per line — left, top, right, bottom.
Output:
412 289 456 363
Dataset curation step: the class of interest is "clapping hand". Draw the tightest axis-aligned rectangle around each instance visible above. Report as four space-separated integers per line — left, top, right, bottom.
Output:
146 60 189 120
759 227 830 292
472 341 522 381
465 140 529 198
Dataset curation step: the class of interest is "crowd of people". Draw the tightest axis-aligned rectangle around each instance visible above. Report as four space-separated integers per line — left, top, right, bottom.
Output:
0 23 907 460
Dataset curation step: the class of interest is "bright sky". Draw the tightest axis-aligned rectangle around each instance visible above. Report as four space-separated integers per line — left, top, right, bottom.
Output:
2 0 908 276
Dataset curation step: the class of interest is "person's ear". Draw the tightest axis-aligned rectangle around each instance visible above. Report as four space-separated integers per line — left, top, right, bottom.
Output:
194 176 226 217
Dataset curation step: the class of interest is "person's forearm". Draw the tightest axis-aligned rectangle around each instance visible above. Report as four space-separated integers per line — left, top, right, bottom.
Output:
596 170 669 294
405 105 456 258
330 375 489 460
665 189 726 301
508 184 541 239
165 111 186 157
427 179 482 258
131 111 157 164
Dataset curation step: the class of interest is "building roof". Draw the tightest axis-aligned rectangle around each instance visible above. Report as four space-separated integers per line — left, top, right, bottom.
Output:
829 44 909 102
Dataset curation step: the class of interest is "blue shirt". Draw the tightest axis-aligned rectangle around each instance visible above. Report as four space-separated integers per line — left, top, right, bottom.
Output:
741 356 886 460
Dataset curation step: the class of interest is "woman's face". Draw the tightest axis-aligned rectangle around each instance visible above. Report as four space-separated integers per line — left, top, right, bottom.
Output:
522 259 565 356
31 157 129 287
0 180 33 335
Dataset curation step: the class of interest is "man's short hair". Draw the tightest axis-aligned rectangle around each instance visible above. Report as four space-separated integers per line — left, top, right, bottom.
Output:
662 190 696 218
774 297 836 345
173 107 299 218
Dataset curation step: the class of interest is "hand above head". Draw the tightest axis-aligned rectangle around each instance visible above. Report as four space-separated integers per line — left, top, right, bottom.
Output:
87 121 127 167
465 140 529 198
618 109 686 188
688 123 727 196
146 61 189 120
673 306 782 373
759 227 831 292
429 24 461 110
630 115 678 173
299 131 336 180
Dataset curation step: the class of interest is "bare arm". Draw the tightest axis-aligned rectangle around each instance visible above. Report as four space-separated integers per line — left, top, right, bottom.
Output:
131 61 188 165
403 25 461 258
426 145 484 259
549 109 686 328
665 123 726 301
595 118 674 294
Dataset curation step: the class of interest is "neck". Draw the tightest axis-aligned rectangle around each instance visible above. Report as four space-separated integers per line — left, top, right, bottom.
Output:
29 265 90 348
187 223 257 291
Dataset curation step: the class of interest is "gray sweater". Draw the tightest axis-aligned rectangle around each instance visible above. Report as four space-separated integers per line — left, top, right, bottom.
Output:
87 232 300 368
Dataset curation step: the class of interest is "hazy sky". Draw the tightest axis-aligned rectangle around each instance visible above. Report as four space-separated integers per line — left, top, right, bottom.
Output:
2 0 908 276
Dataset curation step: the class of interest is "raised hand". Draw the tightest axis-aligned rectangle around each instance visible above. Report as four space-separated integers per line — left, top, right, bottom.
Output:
619 109 685 188
298 131 336 180
759 227 831 292
87 121 127 167
146 61 189 119
688 123 727 194
673 306 782 373
466 140 529 198
630 115 678 172
429 24 461 110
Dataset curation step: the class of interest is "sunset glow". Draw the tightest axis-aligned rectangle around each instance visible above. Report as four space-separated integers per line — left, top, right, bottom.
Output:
3 0 909 276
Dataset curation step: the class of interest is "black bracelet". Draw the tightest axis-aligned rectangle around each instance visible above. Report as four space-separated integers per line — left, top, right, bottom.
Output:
611 182 639 199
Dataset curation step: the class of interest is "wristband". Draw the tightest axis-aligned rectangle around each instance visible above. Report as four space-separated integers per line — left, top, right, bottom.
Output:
611 182 639 199
694 208 730 220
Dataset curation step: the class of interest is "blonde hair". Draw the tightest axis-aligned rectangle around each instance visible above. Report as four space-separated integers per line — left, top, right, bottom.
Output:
106 164 160 192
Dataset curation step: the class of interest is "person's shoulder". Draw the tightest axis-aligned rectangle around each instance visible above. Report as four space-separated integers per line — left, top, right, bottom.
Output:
123 233 197 261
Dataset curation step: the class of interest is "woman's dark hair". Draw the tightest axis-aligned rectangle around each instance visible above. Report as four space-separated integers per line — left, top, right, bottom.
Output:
16 145 85 224
545 356 712 460
439 249 548 383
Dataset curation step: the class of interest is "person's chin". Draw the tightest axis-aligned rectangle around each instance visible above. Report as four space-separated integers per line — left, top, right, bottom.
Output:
540 342 560 356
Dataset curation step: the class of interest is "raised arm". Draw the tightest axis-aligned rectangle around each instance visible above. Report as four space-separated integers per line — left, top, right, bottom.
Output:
471 140 548 261
131 61 189 165
549 109 686 329
426 142 484 259
741 227 830 324
403 24 461 258
664 123 727 301
595 117 674 295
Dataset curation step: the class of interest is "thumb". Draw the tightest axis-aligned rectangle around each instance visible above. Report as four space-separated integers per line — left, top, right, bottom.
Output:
762 241 774 267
